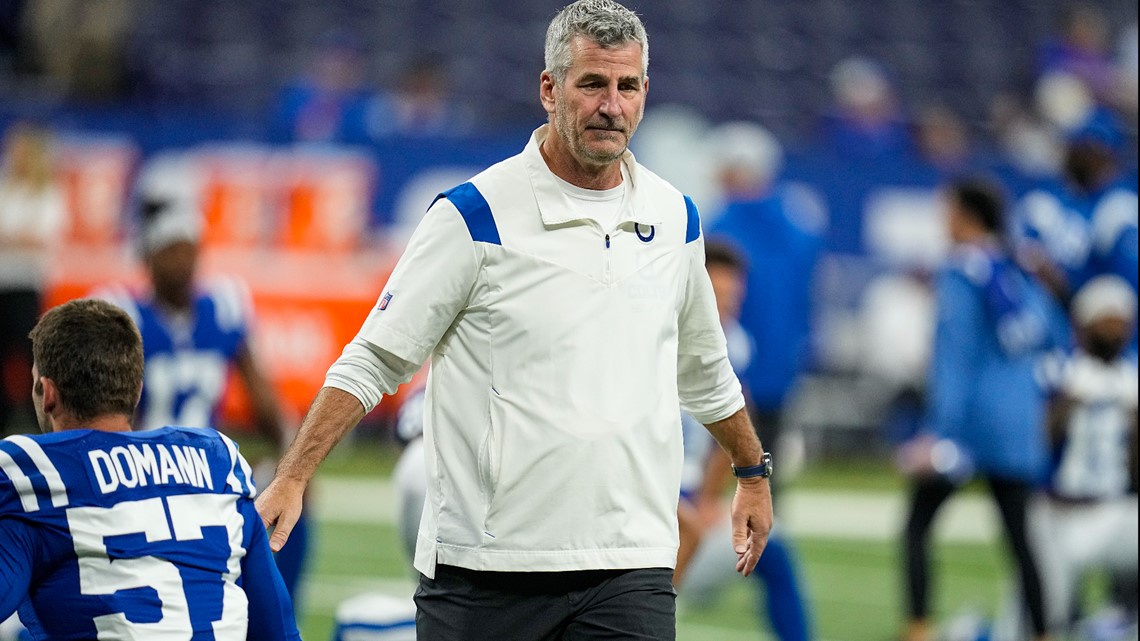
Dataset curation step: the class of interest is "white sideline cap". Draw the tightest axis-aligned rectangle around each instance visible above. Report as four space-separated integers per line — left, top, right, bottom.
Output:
1072 275 1137 327
135 152 203 254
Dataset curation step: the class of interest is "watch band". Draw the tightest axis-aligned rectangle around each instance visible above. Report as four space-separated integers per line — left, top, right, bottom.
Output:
731 452 773 479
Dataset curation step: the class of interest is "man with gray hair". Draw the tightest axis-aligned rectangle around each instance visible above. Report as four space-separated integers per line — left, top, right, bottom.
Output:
257 1 773 638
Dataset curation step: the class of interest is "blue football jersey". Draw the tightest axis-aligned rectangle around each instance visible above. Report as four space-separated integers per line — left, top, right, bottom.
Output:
97 278 252 431
1014 183 1139 294
0 427 299 640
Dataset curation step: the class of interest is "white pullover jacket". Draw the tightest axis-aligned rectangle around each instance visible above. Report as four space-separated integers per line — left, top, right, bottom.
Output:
326 125 745 578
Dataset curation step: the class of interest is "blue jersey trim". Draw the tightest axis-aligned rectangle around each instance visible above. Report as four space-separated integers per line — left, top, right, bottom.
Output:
434 182 501 246
683 195 701 243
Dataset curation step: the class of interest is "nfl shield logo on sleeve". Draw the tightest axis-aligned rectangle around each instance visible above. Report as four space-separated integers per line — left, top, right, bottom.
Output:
378 291 394 310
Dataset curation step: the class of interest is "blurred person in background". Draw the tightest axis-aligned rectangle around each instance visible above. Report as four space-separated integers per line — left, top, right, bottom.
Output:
706 120 825 502
897 179 1056 641
912 104 975 177
1000 275 1137 640
1113 21 1138 123
1054 277 1138 636
988 91 1066 180
0 298 300 640
269 28 373 145
17 0 135 101
391 382 428 566
675 240 813 641
256 1 774 638
819 56 911 161
812 56 913 254
0 121 64 436
1037 3 1117 107
365 54 472 139
1013 111 1138 311
94 153 309 616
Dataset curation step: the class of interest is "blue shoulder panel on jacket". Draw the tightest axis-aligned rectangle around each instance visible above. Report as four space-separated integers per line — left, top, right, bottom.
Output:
433 182 501 246
684 195 701 243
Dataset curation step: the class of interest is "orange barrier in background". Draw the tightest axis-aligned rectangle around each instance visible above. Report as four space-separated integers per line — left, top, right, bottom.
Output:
278 149 377 252
56 135 137 246
198 147 273 249
42 244 402 430
43 140 415 432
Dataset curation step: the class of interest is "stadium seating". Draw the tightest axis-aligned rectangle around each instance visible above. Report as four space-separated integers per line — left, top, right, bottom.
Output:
118 0 1136 142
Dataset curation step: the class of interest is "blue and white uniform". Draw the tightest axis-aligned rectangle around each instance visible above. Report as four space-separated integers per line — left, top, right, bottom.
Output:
1036 349 1139 630
1048 350 1138 501
927 244 1057 482
1014 180 1139 294
97 278 310 609
0 427 299 640
97 278 252 431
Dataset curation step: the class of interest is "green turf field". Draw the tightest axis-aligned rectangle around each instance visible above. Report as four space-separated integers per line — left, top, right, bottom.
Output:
298 521 1008 641
292 442 1017 641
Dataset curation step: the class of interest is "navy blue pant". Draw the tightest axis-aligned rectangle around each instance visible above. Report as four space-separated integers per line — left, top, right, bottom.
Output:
753 533 812 641
274 510 310 615
415 565 676 640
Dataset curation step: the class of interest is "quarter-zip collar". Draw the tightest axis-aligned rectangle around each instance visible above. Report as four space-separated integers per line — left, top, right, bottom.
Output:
524 125 663 227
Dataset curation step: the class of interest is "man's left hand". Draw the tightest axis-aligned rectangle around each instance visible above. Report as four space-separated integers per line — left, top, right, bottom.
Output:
730 476 773 577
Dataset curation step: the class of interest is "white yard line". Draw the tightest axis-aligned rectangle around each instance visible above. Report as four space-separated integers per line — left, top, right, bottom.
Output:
312 476 1000 543
305 476 1000 641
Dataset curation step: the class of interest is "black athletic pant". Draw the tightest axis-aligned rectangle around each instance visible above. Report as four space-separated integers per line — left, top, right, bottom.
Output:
415 565 676 640
903 474 1048 636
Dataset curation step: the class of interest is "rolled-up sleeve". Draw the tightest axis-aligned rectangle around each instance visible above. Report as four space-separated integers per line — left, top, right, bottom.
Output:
323 199 480 412
324 339 421 412
676 238 746 424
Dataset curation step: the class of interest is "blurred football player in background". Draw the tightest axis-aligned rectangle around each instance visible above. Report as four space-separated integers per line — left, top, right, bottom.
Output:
1014 276 1136 640
1014 111 1138 304
674 240 814 641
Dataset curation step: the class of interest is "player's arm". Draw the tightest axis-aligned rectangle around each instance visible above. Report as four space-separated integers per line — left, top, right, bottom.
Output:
695 443 734 524
233 343 289 454
674 443 736 586
0 518 36 619
238 500 302 641
673 502 702 586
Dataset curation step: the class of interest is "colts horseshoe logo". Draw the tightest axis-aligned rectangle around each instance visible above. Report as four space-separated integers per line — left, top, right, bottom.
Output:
634 223 656 243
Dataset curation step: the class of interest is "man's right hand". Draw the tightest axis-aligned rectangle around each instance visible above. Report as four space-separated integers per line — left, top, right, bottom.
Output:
256 476 307 552
255 386 368 550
